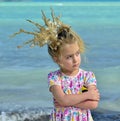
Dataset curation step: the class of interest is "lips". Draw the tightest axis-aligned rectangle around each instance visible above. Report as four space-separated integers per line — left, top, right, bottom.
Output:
73 63 79 67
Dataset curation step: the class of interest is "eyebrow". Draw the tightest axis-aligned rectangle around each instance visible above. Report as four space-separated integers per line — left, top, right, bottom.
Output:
65 49 80 57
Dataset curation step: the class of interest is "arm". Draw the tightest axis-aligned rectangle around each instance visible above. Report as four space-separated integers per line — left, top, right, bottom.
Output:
74 100 99 110
50 84 100 107
74 85 100 109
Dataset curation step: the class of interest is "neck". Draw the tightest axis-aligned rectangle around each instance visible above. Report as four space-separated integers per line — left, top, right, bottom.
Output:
60 69 79 76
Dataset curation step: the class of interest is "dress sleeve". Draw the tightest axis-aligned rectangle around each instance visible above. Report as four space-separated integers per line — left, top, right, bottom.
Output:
84 71 97 87
48 71 61 90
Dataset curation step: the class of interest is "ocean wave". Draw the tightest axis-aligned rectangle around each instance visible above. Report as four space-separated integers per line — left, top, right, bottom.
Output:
0 107 120 121
0 107 51 121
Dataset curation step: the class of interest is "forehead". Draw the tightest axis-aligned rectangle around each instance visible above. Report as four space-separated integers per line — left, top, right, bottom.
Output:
60 42 79 56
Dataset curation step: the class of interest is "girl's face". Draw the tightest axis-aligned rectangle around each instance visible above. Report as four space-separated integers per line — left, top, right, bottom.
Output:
56 42 81 75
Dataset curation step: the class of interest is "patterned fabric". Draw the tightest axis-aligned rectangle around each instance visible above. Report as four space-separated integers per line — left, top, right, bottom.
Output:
48 69 97 121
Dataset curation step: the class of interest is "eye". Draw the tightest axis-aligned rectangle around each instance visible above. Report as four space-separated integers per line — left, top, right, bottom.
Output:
76 51 80 56
66 55 72 60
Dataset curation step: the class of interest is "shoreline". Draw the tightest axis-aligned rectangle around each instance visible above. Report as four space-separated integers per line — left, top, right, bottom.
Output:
0 107 120 121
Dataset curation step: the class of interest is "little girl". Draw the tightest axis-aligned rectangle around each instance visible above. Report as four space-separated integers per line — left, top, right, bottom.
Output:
11 9 100 121
47 30 100 121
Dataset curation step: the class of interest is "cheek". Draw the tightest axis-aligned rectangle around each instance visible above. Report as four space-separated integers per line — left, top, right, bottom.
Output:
65 60 73 67
79 56 81 63
76 55 81 63
79 55 81 61
62 59 72 66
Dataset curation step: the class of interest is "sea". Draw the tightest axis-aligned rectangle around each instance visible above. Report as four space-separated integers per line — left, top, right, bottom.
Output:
0 1 120 121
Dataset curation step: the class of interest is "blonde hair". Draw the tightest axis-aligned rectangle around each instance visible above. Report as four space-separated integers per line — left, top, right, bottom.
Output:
11 8 85 58
48 28 85 59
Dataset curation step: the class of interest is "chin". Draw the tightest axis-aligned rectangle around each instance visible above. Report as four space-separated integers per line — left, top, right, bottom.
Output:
73 66 79 70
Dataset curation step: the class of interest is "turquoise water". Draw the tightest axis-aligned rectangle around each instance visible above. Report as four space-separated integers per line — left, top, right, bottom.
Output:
0 2 120 120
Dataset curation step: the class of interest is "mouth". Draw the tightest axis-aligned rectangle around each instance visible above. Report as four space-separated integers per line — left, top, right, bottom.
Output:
73 64 79 68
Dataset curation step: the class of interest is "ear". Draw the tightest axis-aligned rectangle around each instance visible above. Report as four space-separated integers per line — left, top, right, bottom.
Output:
53 56 59 63
53 56 63 67
53 56 62 66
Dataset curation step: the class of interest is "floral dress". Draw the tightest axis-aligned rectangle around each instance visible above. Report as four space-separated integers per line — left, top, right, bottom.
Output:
48 69 97 121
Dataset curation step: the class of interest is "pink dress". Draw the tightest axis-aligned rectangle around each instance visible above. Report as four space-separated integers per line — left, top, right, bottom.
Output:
48 69 97 121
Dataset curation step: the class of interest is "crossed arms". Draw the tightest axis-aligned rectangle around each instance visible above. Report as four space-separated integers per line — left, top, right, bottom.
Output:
50 85 100 110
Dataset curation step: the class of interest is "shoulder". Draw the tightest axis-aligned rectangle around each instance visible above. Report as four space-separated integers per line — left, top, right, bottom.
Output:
80 69 96 78
48 70 61 80
48 70 61 79
48 70 61 88
80 69 97 86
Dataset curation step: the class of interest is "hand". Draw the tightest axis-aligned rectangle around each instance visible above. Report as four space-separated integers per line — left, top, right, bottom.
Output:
87 88 100 101
54 99 63 108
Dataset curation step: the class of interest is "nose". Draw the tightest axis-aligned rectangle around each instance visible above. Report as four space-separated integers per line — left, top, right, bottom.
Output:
73 55 77 63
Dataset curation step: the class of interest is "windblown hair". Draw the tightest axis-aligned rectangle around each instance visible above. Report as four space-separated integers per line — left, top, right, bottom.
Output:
48 28 85 58
11 8 85 58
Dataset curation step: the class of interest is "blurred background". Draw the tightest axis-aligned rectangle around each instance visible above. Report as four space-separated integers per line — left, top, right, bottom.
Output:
0 0 120 120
